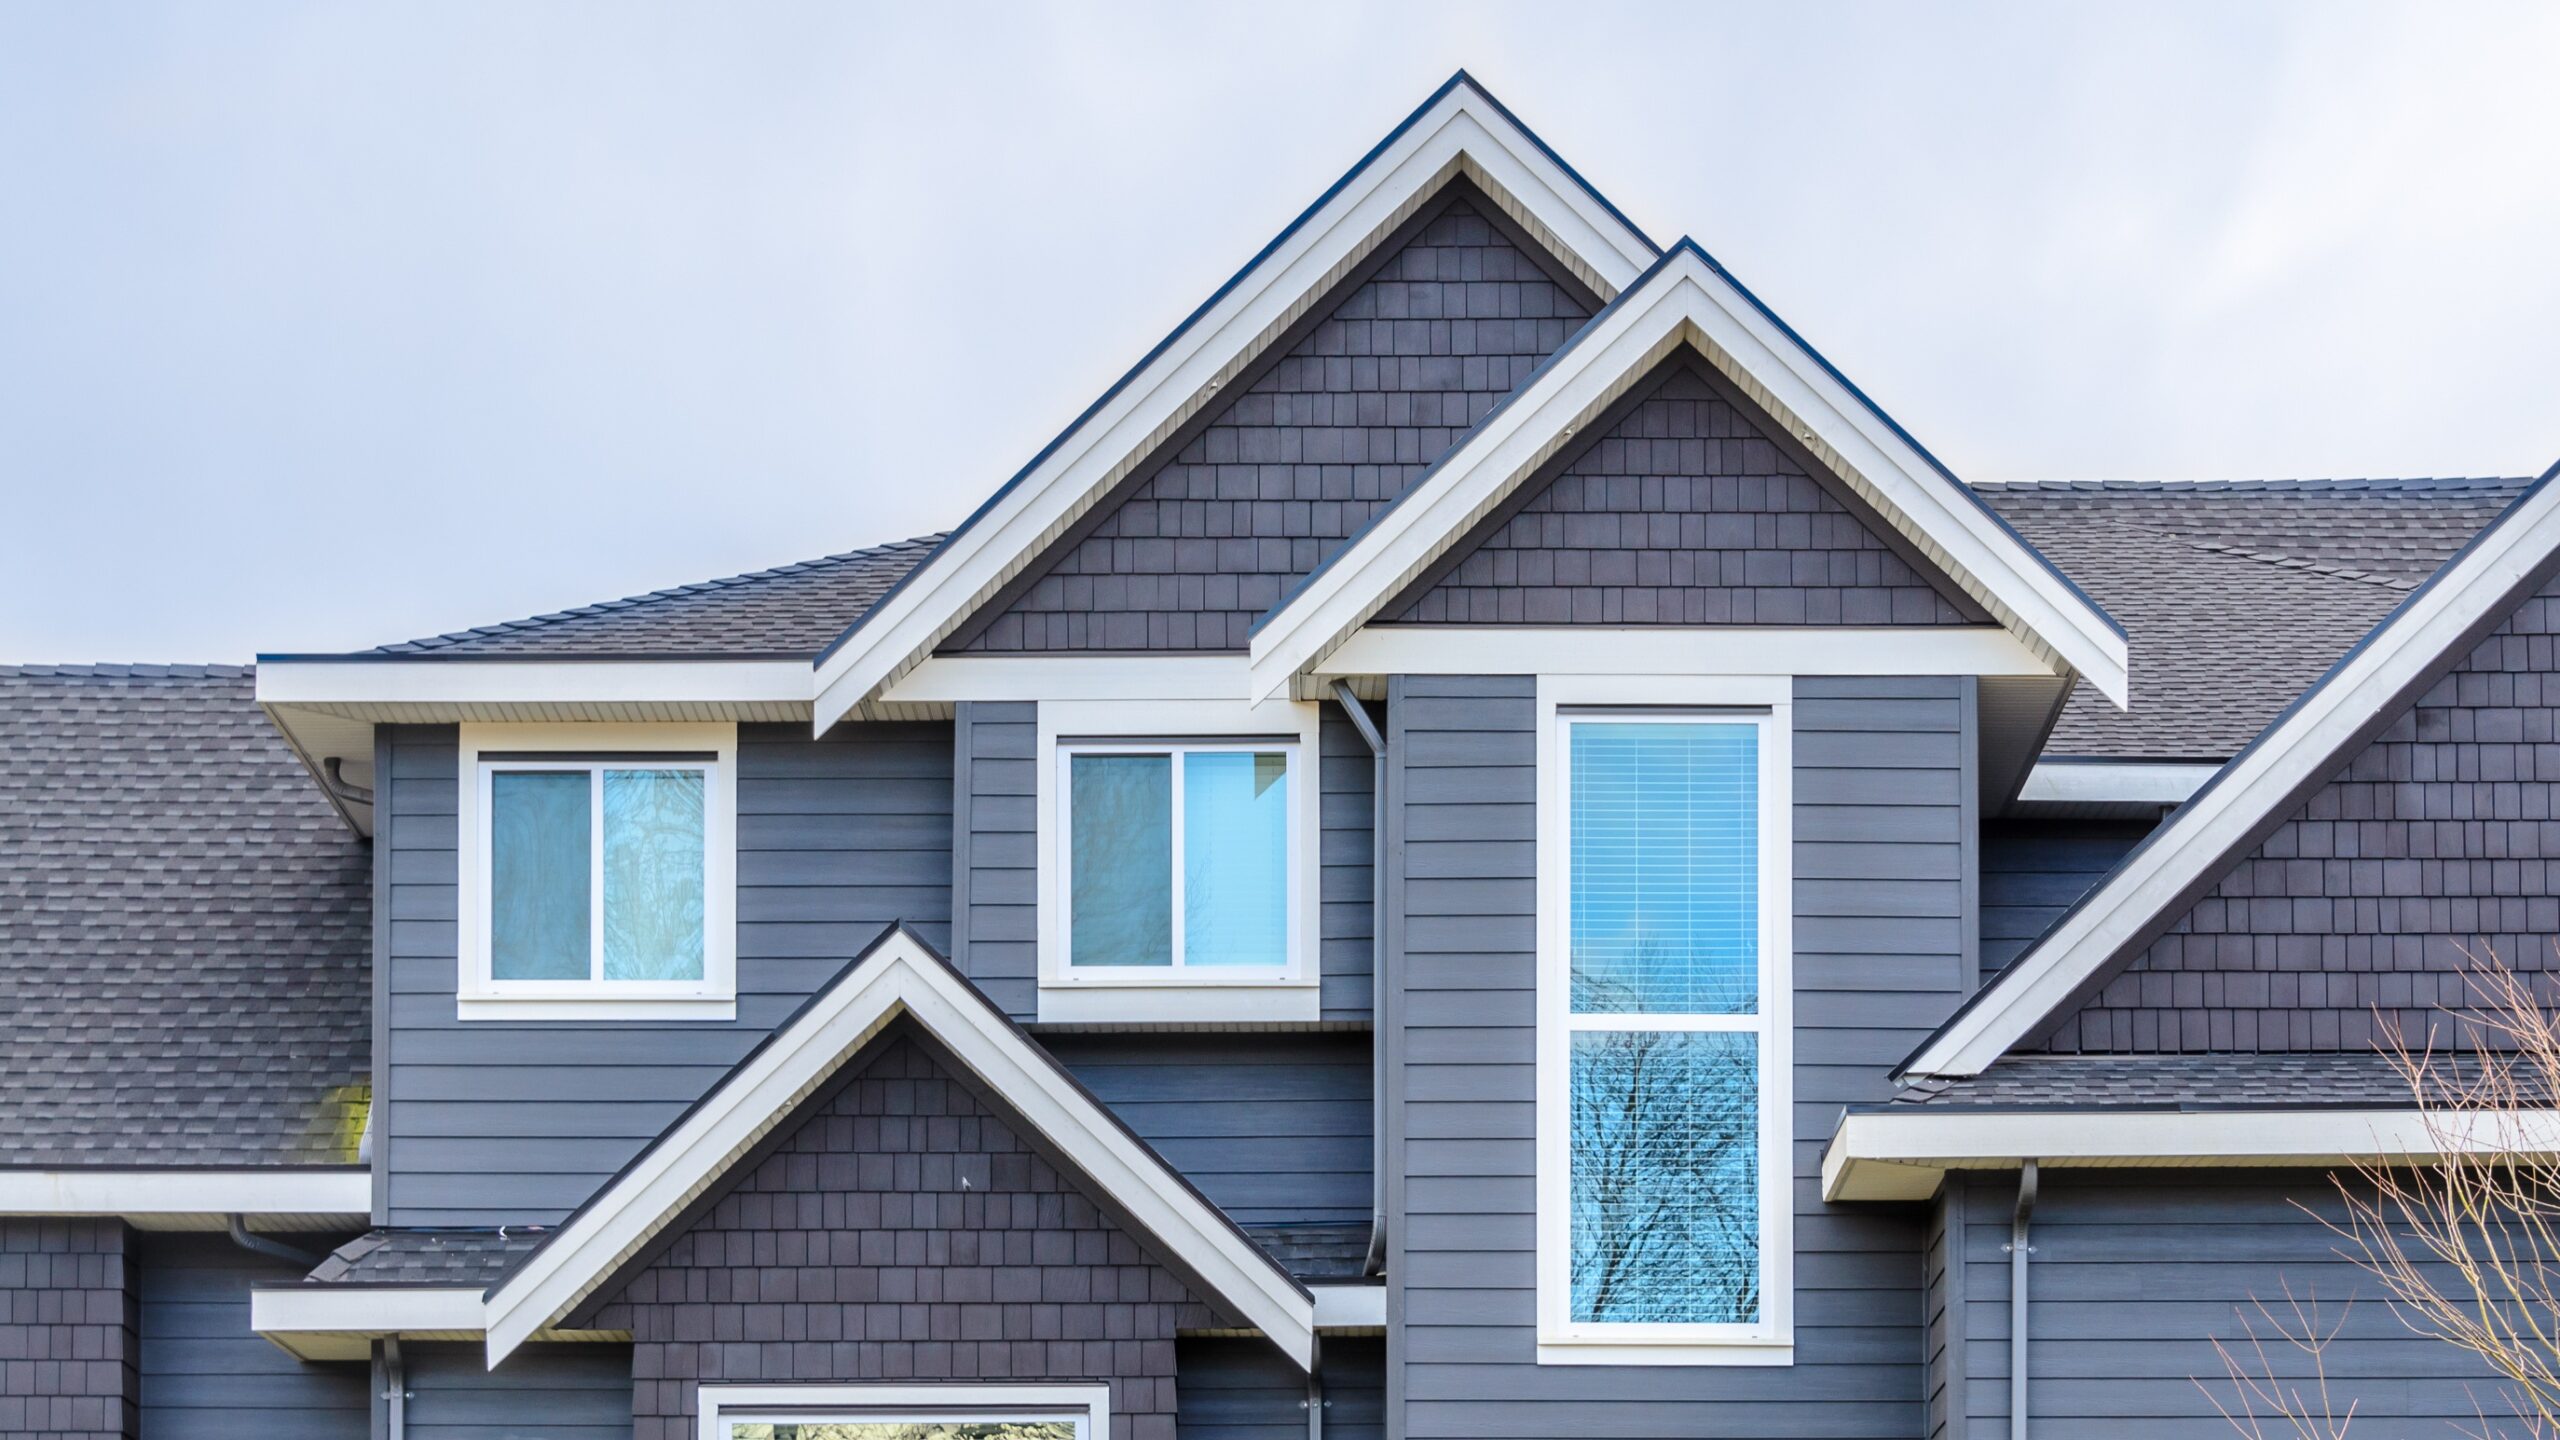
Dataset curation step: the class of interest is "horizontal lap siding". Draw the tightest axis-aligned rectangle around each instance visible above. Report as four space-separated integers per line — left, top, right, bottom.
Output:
1176 1336 1384 1440
1978 820 2154 985
1320 704 1378 1022
1047 1033 1371 1227
133 1235 366 1440
1389 675 1969 1440
1957 1171 2510 1439
382 720 955 1225
403 1341 633 1440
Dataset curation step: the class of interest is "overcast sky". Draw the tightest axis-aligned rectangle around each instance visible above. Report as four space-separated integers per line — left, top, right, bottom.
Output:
4 1 2556 663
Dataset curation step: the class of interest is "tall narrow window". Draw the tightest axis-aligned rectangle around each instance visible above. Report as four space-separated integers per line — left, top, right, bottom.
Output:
1058 742 1295 973
1540 703 1790 1361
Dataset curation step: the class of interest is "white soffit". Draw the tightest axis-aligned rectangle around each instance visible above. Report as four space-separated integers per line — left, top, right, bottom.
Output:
2016 760 2222 807
807 75 1657 734
1904 460 2560 1079
1822 1106 2560 1202
480 927 1315 1370
1245 243 2128 707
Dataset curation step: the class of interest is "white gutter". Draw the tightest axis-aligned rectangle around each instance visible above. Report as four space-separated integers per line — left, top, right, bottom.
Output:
0 1169 370 1220
2014 761 2220 807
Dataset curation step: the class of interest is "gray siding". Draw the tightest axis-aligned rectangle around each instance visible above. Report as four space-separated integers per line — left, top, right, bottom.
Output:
605 1028 1218 1440
2043 571 2560 1053
1979 820 2153 985
0 1218 134 1440
401 1342 632 1440
952 700 1379 1025
1953 1170 2511 1439
133 1235 364 1440
1388 361 1980 627
1176 1337 1383 1440
381 719 955 1225
951 184 1597 654
1046 1033 1370 1228
1385 673 1971 1440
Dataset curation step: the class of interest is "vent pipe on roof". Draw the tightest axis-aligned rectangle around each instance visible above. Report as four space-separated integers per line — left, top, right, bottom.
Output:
2005 1160 2039 1440
1330 682 1389 1280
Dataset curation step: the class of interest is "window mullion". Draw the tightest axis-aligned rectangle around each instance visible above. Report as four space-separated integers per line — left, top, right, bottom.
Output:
1168 748 1186 970
589 766 607 983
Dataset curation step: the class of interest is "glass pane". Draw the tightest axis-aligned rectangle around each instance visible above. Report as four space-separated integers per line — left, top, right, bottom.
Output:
1183 751 1289 968
1069 753 1172 967
1569 1029 1759 1324
489 770 591 980
1569 721 1758 1014
732 1414 1080 1424
602 769 706 981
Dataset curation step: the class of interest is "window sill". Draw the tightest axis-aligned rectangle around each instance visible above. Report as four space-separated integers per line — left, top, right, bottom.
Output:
1035 981 1320 1025
1535 1339 1794 1368
455 995 737 1022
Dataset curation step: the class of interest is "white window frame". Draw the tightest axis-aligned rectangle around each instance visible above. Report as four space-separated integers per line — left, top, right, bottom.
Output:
457 721 738 1021
696 1383 1109 1440
1035 698 1321 1024
1534 674 1794 1366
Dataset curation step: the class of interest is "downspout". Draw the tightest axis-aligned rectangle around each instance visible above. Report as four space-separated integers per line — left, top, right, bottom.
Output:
1301 1334 1327 1440
225 1213 322 1270
382 1335 407 1440
1330 681 1390 1280
2006 1160 2039 1440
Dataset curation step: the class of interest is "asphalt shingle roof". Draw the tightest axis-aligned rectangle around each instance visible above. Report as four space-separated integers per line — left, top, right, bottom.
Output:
373 534 944 657
1976 477 2533 759
1890 1051 2514 1109
0 665 371 1166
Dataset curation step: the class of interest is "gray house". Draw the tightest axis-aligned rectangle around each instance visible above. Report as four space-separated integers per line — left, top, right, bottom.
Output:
5 73 2554 1440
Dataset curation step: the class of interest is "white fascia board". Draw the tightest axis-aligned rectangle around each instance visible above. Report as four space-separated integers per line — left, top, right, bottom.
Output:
1311 1284 1386 1329
255 658 811 710
480 929 1314 1370
1244 247 2129 708
251 1285 486 1338
880 654 1254 705
1317 626 2054 680
1822 1106 2560 1202
2017 761 2222 806
809 84 1654 734
0 1169 369 1218
1905 471 2560 1079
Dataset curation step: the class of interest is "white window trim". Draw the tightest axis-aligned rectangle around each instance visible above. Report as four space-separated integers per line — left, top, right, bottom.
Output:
457 721 739 1021
1036 699 1322 1024
697 1383 1110 1440
1534 674 1795 1366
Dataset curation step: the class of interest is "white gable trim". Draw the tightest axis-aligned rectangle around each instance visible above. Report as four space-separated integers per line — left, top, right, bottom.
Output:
1823 1106 2560 1202
1244 243 2128 706
479 927 1315 1369
809 77 1656 733
1905 463 2560 1078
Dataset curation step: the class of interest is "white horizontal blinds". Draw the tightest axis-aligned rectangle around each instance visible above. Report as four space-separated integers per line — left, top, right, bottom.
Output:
1564 716 1766 1327
486 761 708 985
1065 744 1291 971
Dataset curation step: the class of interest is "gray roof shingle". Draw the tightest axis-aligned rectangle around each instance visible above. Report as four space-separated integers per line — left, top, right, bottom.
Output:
373 534 944 657
1976 477 2533 759
0 665 371 1166
1890 1051 2507 1109
304 1229 547 1287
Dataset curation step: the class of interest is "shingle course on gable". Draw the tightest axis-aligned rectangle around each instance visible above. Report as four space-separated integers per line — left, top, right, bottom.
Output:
1386 360 1979 626
0 665 370 1165
372 532 944 656
2038 570 2560 1055
950 191 1598 654
1979 476 2533 758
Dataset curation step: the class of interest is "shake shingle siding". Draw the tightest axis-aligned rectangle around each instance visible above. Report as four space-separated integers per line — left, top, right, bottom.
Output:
954 187 1597 654
1384 674 1967 1439
1388 362 1979 627
2041 571 2560 1054
0 1219 134 1440
609 1030 1221 1440
1952 1171 2509 1439
381 720 955 1225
